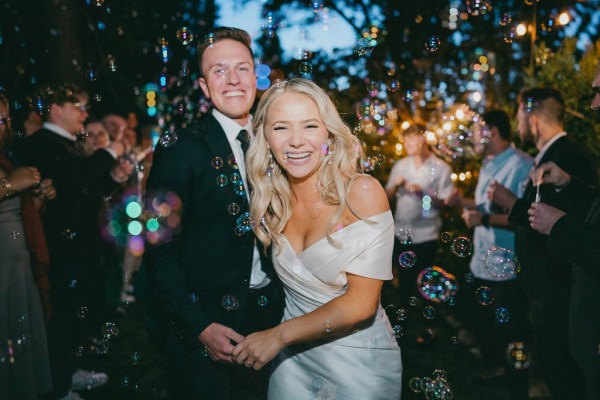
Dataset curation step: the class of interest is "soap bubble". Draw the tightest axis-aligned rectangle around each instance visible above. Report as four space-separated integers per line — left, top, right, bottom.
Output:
450 236 472 257
484 246 519 279
425 36 441 52
221 295 239 311
398 251 417 268
475 286 495 305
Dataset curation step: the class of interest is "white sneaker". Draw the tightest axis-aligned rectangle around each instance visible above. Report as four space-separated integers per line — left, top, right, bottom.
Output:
71 368 108 391
58 390 85 400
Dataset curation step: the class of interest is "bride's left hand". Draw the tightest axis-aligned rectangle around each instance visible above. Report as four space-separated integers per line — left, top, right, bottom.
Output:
231 328 284 370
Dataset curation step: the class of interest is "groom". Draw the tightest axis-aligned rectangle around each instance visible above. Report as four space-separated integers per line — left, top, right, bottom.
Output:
145 27 283 399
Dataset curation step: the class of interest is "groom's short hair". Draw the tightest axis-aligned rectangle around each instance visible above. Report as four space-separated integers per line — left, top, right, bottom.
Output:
197 27 254 77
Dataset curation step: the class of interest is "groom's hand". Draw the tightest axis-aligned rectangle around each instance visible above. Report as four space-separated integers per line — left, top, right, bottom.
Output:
198 323 244 363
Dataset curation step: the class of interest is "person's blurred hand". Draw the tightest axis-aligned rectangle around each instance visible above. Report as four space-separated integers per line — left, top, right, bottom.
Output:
530 162 571 188
405 183 423 196
487 180 517 210
199 323 244 363
528 202 566 235
444 188 463 207
461 209 482 229
5 167 41 193
32 178 57 200
111 158 134 183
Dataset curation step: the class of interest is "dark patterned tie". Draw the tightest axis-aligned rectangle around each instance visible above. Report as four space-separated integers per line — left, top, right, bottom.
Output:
237 129 251 155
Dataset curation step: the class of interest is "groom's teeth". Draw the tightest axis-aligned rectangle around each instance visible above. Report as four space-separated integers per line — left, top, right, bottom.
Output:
224 91 243 97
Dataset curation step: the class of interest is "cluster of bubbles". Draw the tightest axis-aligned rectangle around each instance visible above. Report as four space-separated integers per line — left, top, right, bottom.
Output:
221 292 268 312
355 97 398 136
262 11 281 39
409 369 453 399
0 315 33 364
353 25 385 56
72 317 120 357
484 246 519 279
361 153 386 172
417 266 458 303
102 190 182 257
395 224 414 245
535 46 554 66
159 125 178 147
466 0 493 16
506 341 531 369
176 27 194 46
425 104 486 162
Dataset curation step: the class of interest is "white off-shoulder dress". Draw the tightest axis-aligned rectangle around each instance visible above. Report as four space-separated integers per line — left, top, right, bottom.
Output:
268 211 402 400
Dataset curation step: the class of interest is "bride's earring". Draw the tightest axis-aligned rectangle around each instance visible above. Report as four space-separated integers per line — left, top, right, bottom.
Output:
266 151 275 177
321 140 333 156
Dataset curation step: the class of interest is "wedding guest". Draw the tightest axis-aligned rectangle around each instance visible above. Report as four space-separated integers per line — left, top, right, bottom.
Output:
488 88 596 400
446 110 532 398
77 121 110 156
232 78 402 399
144 27 284 400
12 107 42 138
0 93 53 399
384 124 453 298
15 83 133 400
526 62 600 400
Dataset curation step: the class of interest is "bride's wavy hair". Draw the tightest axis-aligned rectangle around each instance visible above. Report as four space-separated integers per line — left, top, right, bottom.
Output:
247 78 364 248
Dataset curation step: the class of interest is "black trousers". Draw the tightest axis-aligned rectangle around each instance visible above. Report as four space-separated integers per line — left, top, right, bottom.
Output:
161 283 284 400
459 276 531 399
529 297 584 400
45 255 111 398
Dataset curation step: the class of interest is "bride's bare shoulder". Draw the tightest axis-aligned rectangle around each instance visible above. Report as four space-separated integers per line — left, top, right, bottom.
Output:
346 174 389 219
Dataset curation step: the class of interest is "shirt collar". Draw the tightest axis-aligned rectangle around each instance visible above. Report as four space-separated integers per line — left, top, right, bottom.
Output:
485 144 515 165
211 109 253 143
535 131 566 165
43 122 77 142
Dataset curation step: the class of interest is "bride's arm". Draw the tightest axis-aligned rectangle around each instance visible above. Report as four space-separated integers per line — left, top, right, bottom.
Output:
233 273 383 370
231 175 389 370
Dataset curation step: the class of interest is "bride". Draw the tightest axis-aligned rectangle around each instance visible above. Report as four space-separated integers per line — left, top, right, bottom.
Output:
231 78 402 399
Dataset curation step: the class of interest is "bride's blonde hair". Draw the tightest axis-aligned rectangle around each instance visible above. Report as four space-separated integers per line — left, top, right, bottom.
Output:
247 78 364 248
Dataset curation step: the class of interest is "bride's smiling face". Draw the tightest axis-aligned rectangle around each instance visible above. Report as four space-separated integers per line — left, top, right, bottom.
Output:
265 92 329 184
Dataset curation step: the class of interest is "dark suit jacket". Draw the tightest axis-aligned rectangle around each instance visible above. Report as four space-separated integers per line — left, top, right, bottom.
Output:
548 178 600 371
144 113 282 350
508 135 598 302
14 128 119 262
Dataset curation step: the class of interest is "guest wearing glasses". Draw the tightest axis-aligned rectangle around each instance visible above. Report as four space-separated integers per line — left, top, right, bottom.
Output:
15 83 134 400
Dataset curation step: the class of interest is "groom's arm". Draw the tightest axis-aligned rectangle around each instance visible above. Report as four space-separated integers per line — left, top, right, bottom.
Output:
145 135 214 348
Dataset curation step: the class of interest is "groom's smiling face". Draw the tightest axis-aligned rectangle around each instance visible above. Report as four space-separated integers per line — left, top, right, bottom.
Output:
198 39 256 126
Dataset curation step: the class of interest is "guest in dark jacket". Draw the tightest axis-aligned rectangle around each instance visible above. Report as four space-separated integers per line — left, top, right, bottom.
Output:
15 83 133 400
489 87 597 400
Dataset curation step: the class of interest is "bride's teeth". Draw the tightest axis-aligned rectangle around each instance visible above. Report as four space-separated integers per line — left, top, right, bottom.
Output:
285 152 310 159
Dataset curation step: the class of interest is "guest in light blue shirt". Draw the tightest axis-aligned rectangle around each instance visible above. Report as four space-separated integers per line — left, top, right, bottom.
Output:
445 110 533 396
